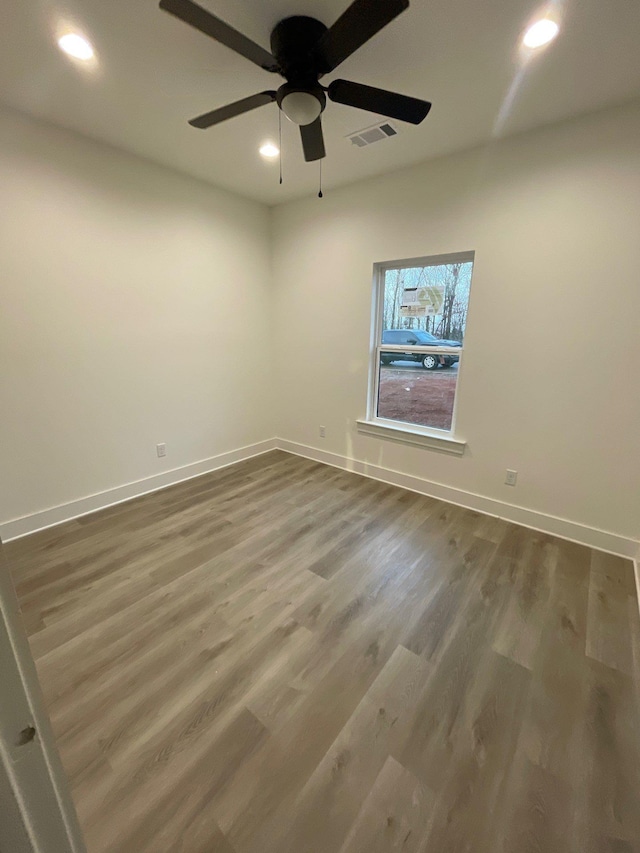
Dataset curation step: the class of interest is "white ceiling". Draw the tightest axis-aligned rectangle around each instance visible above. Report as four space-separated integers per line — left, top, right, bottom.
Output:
1 0 640 205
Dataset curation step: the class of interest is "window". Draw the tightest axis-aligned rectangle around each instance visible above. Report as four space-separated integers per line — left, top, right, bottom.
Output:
361 252 474 450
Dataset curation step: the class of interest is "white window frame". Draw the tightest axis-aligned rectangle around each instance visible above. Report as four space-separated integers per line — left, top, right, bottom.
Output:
358 251 474 456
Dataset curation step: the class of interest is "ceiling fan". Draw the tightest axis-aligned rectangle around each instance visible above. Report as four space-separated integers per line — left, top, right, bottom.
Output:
159 0 432 162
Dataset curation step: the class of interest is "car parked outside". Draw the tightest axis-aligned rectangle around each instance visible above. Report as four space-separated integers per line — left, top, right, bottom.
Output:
381 329 461 370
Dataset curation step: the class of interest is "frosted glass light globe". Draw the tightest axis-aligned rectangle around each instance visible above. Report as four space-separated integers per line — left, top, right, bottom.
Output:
281 92 322 126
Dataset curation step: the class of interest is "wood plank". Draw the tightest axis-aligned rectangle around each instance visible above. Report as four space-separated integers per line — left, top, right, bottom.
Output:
338 756 435 853
256 646 431 853
3 450 638 853
586 551 638 674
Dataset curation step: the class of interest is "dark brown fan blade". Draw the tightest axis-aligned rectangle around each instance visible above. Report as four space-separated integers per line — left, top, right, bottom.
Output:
327 79 431 124
314 0 409 74
159 0 280 73
189 91 277 129
300 118 326 162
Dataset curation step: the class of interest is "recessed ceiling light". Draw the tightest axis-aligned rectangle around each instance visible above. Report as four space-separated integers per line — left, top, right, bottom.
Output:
523 18 559 49
259 142 280 159
58 32 95 61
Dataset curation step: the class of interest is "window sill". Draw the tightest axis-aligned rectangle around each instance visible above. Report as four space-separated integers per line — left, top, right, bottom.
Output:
356 419 466 456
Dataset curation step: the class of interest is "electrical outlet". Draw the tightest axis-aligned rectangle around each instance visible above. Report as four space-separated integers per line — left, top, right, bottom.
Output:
319 425 326 438
505 469 517 486
156 443 167 458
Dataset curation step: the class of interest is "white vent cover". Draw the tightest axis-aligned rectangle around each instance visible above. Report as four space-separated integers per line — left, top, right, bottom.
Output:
346 121 398 147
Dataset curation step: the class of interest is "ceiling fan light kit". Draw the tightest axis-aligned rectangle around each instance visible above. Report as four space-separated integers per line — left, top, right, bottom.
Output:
159 0 432 174
278 87 325 126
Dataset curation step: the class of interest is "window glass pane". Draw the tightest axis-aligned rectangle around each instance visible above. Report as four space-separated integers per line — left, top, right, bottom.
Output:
376 349 459 431
381 261 473 345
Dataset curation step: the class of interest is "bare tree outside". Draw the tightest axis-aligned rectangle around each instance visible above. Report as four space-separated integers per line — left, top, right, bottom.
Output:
382 262 473 342
377 259 474 431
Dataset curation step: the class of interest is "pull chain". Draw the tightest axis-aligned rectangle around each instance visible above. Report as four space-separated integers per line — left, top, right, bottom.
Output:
278 110 283 185
318 159 323 198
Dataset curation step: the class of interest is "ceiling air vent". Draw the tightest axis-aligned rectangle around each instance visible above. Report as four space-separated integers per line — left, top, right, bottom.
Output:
347 121 398 148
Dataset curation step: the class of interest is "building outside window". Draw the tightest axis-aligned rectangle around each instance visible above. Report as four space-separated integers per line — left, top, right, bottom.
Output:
366 252 475 439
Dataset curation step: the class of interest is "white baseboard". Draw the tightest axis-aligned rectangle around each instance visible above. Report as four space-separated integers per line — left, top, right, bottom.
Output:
275 438 640 560
0 439 277 542
3 436 638 563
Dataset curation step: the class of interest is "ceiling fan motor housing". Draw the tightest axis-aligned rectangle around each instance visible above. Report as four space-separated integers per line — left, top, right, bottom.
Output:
271 17 328 125
270 16 328 82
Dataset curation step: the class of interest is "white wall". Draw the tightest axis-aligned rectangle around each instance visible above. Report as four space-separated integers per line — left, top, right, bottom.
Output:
2 101 638 548
271 100 640 545
0 107 274 530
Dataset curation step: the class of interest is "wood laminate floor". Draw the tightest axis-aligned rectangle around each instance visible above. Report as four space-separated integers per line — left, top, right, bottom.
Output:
6 450 640 853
